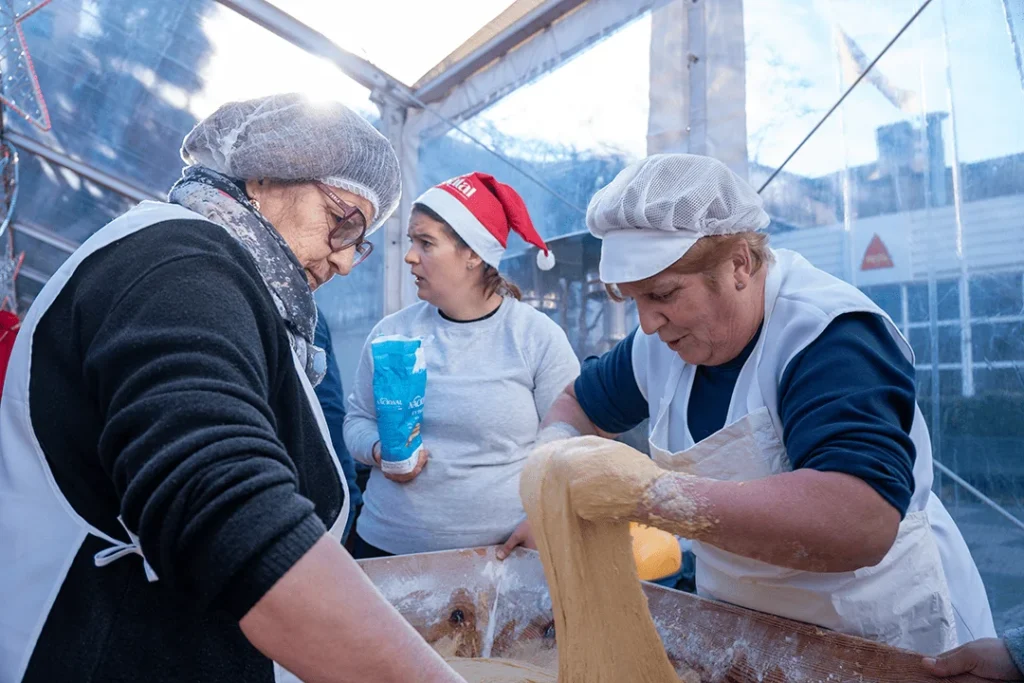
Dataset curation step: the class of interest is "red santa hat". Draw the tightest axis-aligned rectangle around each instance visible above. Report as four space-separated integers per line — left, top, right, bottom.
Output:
413 172 556 271
0 310 20 402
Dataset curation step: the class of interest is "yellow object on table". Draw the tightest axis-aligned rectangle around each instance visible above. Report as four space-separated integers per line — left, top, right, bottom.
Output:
630 523 682 581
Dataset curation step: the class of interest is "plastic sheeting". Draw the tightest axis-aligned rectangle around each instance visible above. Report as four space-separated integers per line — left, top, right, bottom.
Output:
2 0 1022 633
423 0 1024 631
416 11 652 254
4 0 383 385
269 0 520 86
745 0 1024 631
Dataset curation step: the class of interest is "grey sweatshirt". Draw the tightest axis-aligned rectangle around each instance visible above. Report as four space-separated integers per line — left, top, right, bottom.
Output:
1007 627 1024 677
343 298 580 554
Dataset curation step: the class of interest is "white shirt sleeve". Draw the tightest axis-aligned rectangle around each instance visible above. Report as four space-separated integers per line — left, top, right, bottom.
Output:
342 328 381 466
529 314 582 420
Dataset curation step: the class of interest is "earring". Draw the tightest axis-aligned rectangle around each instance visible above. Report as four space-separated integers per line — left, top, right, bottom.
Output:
467 263 475 270
736 282 746 291
249 196 261 212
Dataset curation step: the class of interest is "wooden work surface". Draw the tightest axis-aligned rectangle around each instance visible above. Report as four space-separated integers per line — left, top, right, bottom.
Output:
359 547 983 683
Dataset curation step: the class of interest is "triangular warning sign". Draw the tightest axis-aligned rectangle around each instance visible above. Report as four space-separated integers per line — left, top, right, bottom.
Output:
861 234 894 270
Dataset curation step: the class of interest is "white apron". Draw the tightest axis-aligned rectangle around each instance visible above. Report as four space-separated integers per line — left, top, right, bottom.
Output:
0 201 348 683
635 249 994 655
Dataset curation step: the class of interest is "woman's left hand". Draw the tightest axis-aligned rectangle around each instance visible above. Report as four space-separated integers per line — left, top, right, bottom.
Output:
923 639 1023 680
375 446 429 484
553 436 667 522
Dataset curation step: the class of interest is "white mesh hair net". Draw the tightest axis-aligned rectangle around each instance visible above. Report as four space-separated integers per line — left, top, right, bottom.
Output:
181 93 401 233
586 154 770 238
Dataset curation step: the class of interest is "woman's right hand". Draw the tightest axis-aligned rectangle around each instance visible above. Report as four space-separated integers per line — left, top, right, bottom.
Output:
374 442 429 484
497 519 536 560
240 535 468 683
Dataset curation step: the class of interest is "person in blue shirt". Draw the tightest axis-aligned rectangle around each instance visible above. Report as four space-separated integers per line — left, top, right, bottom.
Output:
925 629 1024 680
501 154 993 655
314 312 361 542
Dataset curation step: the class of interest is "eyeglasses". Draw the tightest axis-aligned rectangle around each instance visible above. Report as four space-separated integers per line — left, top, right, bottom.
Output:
315 182 373 267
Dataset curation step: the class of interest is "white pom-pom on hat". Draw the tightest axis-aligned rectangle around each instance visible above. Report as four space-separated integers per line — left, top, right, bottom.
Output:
536 248 556 271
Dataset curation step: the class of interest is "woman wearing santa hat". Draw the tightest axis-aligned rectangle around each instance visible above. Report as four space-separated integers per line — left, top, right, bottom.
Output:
343 172 579 558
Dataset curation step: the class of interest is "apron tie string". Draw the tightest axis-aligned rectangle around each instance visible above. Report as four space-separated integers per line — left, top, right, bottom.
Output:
93 516 159 583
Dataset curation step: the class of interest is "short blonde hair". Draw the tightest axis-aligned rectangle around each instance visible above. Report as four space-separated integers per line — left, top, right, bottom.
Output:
606 231 772 300
670 232 773 277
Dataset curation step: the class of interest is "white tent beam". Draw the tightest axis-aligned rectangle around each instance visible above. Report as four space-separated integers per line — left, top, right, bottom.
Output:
8 131 158 203
13 221 80 255
376 100 419 315
1002 0 1024 91
17 264 49 285
214 0 417 107
407 0 660 141
646 0 748 177
413 0 590 104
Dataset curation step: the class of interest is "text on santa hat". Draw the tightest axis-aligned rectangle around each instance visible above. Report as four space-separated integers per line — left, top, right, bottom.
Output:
443 177 478 199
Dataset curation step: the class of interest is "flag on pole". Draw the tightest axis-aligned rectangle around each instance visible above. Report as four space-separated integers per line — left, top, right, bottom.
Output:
834 26 921 115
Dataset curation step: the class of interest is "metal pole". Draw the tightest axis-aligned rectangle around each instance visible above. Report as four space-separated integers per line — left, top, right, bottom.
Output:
6 131 157 203
934 460 1024 534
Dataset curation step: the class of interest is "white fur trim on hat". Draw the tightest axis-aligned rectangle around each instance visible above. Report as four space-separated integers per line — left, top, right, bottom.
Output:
414 186 505 267
598 229 698 283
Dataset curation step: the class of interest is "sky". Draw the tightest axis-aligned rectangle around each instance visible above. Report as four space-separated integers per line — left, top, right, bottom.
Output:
187 0 520 117
187 0 1024 181
270 0 521 86
466 13 652 161
742 0 1024 175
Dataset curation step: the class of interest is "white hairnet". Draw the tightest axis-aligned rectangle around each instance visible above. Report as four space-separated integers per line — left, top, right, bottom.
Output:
586 154 770 283
181 93 401 233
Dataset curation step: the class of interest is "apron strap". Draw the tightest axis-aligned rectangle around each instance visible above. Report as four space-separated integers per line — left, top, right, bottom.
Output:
93 516 159 583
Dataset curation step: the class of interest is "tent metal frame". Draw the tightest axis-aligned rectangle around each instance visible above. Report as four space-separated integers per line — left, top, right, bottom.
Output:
4 0 1022 542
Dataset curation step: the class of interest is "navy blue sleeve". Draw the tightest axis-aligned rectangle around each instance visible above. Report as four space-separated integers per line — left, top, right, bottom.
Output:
778 312 917 517
314 314 361 536
574 328 650 434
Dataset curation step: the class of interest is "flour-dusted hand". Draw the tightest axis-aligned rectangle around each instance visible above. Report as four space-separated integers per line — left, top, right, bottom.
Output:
548 436 667 522
924 637 1024 681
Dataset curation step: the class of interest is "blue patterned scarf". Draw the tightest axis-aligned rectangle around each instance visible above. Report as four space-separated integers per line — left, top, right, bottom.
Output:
169 165 326 385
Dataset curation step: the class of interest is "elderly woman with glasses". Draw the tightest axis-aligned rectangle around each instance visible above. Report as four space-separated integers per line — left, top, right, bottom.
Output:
0 94 466 683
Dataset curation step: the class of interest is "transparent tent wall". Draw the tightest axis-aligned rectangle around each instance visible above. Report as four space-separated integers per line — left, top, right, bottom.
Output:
414 8 654 454
414 10 651 355
9 0 382 388
416 0 1023 628
10 0 376 196
10 0 1021 630
747 0 1024 630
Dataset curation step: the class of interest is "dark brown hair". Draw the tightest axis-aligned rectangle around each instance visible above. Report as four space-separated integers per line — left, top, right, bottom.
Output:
410 203 522 300
606 232 772 301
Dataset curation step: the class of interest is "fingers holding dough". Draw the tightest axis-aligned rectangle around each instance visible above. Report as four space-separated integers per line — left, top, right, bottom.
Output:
532 436 666 522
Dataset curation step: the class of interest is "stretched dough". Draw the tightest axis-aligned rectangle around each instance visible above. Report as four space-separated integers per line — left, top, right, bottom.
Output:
519 436 680 682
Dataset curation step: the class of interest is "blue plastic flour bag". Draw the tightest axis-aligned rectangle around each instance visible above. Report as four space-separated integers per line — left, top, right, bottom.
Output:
371 335 426 475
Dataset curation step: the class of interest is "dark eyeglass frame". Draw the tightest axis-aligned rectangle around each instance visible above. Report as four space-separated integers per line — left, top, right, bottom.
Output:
315 182 373 266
